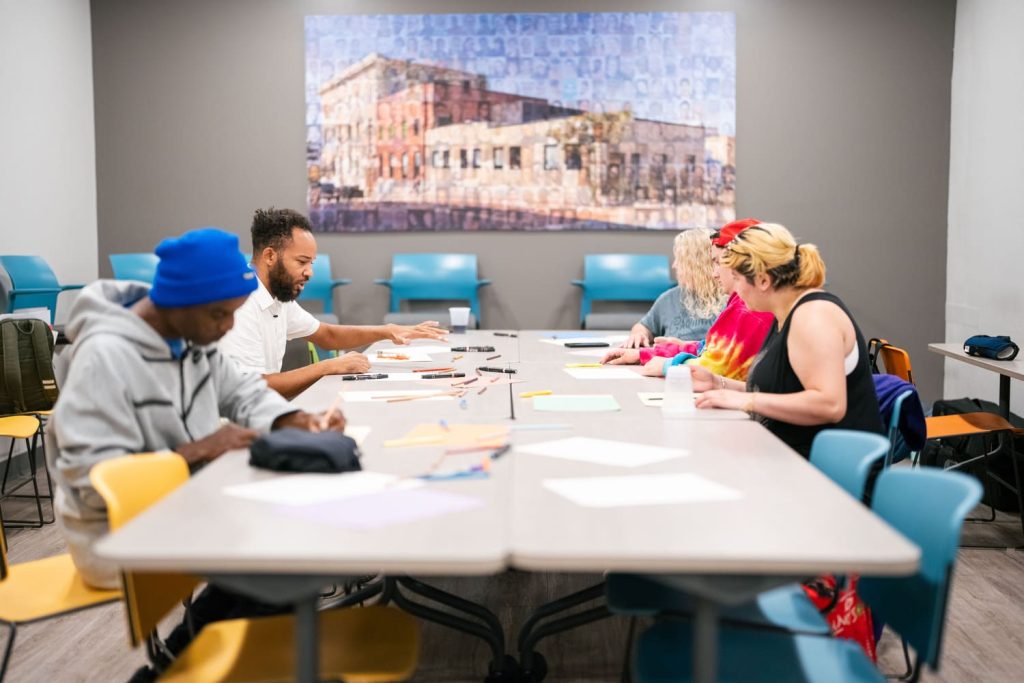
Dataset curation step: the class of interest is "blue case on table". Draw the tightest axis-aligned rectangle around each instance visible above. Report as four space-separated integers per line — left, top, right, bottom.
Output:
964 335 1019 361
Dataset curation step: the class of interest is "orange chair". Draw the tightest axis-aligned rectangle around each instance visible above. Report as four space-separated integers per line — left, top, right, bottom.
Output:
868 338 914 384
871 340 1024 538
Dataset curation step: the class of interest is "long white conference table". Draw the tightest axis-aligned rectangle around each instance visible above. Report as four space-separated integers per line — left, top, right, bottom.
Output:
96 331 920 683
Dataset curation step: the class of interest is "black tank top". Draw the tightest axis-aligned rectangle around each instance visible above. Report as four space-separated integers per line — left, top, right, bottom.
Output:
746 291 883 458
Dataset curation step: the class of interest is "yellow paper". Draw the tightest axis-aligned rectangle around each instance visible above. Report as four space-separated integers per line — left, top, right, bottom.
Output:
397 422 510 448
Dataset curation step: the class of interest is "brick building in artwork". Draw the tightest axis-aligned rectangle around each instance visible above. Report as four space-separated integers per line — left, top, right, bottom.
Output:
313 53 736 228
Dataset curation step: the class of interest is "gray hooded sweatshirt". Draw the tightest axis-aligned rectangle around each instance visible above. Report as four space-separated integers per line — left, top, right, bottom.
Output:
47 280 296 588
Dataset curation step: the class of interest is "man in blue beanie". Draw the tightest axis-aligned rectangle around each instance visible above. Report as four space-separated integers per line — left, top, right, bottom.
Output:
48 227 344 589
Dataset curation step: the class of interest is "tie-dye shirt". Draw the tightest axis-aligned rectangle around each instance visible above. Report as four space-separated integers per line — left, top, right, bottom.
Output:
638 293 774 380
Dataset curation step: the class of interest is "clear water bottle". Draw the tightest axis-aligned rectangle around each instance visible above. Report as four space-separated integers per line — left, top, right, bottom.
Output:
662 364 696 417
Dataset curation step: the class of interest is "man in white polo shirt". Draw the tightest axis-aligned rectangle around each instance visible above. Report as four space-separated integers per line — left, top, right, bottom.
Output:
220 207 446 398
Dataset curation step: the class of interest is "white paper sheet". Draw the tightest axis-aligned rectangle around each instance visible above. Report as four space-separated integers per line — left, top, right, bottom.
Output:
371 349 436 364
567 348 613 358
517 436 688 467
224 471 422 505
341 389 456 402
564 367 643 380
543 473 742 507
637 392 749 420
344 425 371 446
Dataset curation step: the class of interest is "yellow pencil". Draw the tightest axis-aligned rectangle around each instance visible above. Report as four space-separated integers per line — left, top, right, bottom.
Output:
519 390 553 398
564 363 603 368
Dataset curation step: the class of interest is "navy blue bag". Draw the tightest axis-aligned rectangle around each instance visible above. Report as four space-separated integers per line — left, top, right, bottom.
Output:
964 335 1018 361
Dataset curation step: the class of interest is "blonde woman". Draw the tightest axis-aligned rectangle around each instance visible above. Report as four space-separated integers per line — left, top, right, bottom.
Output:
691 223 883 458
619 229 725 350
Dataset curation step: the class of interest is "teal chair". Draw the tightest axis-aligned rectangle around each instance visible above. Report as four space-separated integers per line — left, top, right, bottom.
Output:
0 256 84 324
572 254 675 328
633 468 982 683
109 253 159 284
298 254 350 317
606 430 890 677
374 253 490 325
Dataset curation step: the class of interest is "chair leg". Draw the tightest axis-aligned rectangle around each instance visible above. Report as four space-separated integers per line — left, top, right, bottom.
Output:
0 440 15 495
0 619 17 683
620 616 637 683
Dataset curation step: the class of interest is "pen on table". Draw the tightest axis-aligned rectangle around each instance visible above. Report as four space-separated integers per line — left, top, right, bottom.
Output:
565 363 603 368
341 373 389 381
421 372 465 379
451 354 464 361
519 390 552 398
485 354 501 361
413 366 457 373
319 391 344 431
478 366 517 374
490 443 512 461
452 377 478 386
493 332 517 337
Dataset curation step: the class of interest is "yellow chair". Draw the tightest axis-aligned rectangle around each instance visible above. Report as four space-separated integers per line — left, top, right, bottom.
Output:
91 452 420 682
0 414 51 528
0 505 121 681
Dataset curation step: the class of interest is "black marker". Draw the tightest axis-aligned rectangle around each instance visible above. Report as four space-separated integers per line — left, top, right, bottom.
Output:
421 372 466 379
341 373 389 381
450 346 496 352
478 366 518 374
492 332 518 338
490 444 512 461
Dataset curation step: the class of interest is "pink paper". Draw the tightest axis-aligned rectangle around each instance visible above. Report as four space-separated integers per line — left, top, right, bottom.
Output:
277 487 483 530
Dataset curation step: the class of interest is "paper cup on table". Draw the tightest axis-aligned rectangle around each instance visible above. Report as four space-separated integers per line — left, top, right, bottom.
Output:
449 307 470 334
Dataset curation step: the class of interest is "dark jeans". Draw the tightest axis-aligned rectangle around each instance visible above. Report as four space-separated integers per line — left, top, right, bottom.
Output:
164 585 289 655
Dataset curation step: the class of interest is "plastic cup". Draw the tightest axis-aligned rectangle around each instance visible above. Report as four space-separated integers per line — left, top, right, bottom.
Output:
662 364 696 418
449 307 470 334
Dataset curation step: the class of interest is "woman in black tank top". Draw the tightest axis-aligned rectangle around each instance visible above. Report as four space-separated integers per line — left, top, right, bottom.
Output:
691 223 883 458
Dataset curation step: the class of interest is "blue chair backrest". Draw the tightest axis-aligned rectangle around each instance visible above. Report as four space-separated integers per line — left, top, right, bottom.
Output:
0 255 62 320
859 468 981 669
884 390 914 467
809 429 890 501
109 253 159 284
298 254 336 313
380 253 489 319
574 254 674 324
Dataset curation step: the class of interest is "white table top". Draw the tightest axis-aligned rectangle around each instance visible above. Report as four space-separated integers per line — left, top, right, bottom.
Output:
929 342 1024 381
96 331 919 579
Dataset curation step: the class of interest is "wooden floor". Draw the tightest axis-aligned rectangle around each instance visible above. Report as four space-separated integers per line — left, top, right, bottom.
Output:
4 495 1024 682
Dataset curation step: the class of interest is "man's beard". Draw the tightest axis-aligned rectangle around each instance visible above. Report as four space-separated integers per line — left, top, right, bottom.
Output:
268 261 300 302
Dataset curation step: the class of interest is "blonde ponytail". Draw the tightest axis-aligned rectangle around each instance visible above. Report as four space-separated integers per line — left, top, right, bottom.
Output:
720 223 826 289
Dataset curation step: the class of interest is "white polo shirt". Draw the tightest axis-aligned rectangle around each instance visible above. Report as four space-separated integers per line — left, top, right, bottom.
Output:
219 278 321 374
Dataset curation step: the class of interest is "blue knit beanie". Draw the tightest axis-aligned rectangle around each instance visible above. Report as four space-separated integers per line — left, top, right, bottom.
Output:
149 228 257 308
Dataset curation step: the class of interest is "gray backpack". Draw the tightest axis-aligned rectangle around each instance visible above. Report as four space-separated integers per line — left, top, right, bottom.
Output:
0 318 58 414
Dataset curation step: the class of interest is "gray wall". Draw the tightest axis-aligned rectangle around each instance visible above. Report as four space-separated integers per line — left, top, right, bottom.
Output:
92 0 955 403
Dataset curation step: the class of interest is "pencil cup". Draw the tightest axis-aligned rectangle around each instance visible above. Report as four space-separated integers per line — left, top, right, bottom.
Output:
449 307 470 334
662 364 696 418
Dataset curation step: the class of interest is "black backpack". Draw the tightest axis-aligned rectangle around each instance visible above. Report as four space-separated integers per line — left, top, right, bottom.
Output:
919 397 1022 513
0 318 59 414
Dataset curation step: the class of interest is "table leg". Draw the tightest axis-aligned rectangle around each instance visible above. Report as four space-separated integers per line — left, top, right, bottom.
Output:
692 596 719 683
999 375 1011 419
295 595 318 683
